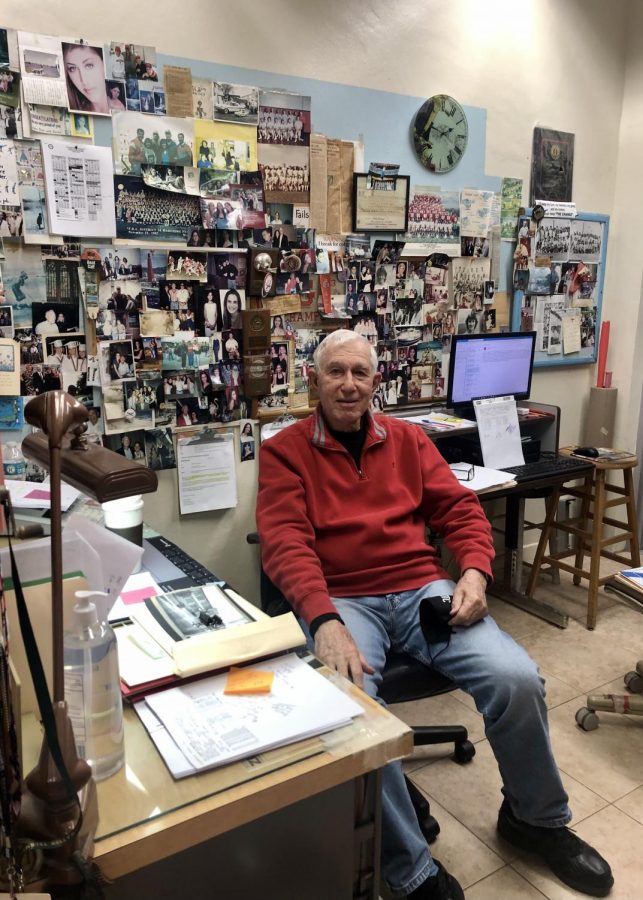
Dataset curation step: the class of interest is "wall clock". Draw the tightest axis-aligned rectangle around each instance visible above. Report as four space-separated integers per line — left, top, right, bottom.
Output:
412 94 468 174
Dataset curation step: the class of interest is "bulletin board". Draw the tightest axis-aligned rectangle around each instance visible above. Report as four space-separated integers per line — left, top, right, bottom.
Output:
510 209 609 368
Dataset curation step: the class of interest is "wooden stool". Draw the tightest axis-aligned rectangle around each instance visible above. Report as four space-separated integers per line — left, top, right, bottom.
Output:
526 448 641 629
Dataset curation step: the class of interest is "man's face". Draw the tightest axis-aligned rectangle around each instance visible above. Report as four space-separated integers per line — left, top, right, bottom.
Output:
136 129 144 140
311 339 380 433
88 409 98 424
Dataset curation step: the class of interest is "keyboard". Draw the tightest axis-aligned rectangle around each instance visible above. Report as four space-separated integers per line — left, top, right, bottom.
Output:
144 535 219 590
501 453 593 484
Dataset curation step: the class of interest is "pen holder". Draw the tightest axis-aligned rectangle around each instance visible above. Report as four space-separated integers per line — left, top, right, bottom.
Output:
583 386 617 448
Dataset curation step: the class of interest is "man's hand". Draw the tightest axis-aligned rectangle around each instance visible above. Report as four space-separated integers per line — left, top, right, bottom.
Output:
314 619 374 690
449 568 488 627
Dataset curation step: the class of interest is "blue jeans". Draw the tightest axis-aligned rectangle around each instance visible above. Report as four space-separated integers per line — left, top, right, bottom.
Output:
306 580 571 897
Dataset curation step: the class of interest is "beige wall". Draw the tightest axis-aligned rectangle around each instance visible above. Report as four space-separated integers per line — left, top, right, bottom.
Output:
4 0 639 573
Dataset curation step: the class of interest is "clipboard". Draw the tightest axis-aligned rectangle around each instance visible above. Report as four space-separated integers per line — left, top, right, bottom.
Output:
176 428 237 514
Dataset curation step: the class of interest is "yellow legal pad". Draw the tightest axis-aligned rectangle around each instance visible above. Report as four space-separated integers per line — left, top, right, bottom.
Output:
224 666 275 695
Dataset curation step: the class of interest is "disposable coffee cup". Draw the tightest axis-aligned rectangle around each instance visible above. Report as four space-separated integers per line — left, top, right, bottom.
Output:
101 495 144 548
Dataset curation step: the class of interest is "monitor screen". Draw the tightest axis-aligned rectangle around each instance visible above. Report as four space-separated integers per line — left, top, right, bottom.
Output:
447 332 536 408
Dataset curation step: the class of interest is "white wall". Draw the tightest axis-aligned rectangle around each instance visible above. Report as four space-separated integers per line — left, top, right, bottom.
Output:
3 0 638 578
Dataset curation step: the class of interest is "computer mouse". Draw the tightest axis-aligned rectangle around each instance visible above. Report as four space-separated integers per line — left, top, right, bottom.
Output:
574 446 599 458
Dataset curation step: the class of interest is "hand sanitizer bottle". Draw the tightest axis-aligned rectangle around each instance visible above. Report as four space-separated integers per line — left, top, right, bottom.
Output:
63 590 125 781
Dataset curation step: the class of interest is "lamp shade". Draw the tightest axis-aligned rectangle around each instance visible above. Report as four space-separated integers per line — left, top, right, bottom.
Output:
22 432 158 503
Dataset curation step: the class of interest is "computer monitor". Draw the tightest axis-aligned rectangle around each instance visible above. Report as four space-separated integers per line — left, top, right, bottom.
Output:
446 331 536 411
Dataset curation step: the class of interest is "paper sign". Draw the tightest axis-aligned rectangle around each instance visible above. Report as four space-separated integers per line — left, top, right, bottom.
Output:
224 667 275 695
474 396 525 469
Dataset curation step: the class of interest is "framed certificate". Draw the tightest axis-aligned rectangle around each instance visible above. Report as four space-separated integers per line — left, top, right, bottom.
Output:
352 173 410 233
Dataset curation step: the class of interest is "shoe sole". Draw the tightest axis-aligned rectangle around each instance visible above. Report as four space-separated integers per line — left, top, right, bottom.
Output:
497 816 614 898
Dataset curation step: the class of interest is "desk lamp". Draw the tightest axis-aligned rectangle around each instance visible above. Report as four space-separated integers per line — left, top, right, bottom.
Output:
14 391 157 889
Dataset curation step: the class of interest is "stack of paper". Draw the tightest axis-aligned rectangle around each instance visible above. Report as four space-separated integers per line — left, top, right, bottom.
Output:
404 412 476 432
450 464 517 494
135 653 364 778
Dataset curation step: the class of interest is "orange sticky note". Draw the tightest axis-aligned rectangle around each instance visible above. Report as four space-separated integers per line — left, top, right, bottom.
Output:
224 667 275 695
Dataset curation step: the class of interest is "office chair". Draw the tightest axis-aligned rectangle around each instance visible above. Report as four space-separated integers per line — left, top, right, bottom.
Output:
247 534 475 843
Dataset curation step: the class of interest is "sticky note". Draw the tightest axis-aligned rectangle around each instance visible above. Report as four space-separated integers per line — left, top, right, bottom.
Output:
224 667 275 695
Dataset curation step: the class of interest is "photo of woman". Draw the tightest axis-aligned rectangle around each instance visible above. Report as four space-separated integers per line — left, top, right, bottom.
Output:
220 288 244 330
271 314 287 336
61 42 110 115
106 80 126 111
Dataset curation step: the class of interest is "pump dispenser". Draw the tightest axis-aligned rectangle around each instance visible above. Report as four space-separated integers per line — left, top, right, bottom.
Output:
63 590 125 781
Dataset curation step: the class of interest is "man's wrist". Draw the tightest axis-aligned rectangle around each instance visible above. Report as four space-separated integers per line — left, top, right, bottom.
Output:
309 612 344 639
462 567 491 586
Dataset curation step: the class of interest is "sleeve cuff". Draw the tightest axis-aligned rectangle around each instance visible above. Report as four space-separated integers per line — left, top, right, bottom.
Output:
309 612 344 639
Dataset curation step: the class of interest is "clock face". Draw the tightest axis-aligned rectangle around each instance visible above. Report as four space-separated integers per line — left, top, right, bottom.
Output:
412 95 468 174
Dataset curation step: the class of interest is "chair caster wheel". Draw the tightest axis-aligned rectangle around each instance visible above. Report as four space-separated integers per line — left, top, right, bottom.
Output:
453 740 475 764
624 671 643 693
576 707 600 731
419 814 440 844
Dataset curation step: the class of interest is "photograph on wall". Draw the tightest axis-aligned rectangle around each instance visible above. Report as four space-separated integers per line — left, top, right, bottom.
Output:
106 43 157 82
193 119 257 173
103 429 148 458
258 90 311 146
18 31 68 107
59 41 110 116
258 143 310 203
0 306 13 338
450 257 490 309
530 127 574 204
114 175 201 241
0 68 20 108
145 427 176 470
32 300 80 335
0 206 22 239
2 243 46 324
534 217 571 261
213 82 259 126
569 219 603 263
166 251 207 282
112 111 195 175
140 164 199 195
500 176 523 240
192 78 213 120
0 104 20 139
404 186 460 255
0 396 23 430
0 138 19 206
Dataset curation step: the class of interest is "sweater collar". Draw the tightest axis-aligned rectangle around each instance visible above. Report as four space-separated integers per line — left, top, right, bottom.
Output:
311 406 387 450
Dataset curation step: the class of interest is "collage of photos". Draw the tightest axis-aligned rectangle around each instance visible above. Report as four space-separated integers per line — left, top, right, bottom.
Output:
514 214 603 359
0 21 607 484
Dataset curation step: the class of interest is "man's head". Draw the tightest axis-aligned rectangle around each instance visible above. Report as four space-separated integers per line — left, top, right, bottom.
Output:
136 128 144 140
311 331 380 433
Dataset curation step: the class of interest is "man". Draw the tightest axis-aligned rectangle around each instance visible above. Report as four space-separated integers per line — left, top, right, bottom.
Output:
110 46 126 80
256 330 612 900
175 133 192 166
128 128 146 175
35 309 59 337
115 434 134 459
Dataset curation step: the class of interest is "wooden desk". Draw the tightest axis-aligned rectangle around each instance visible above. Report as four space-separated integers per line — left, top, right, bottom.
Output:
23 665 412 900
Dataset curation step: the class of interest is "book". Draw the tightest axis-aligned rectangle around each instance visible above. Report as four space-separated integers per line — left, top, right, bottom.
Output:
613 567 643 597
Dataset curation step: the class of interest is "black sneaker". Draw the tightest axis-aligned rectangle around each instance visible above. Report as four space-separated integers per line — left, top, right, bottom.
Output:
407 859 464 899
497 800 613 897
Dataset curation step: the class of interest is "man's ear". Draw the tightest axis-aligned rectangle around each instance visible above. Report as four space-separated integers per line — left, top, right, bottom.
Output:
373 372 382 390
309 367 318 390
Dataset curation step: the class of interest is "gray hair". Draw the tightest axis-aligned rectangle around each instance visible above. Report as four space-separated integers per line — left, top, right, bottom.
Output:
313 328 378 374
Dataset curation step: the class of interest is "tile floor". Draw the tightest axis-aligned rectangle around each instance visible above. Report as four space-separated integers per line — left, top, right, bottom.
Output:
390 562 643 899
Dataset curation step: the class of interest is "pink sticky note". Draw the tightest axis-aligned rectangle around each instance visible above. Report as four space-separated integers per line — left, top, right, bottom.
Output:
25 488 51 501
120 586 157 605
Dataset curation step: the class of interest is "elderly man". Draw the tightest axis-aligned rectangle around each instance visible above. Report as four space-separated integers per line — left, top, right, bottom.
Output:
256 330 612 900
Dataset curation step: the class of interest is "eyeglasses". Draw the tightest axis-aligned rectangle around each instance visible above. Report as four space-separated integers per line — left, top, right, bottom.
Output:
452 463 475 482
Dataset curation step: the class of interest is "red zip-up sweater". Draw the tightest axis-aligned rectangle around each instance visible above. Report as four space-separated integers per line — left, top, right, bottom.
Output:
256 408 495 626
